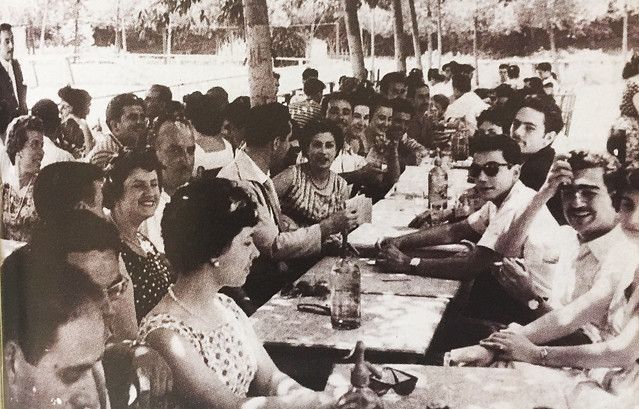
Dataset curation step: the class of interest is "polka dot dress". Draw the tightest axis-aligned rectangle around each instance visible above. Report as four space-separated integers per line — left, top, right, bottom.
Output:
121 233 176 323
138 294 258 396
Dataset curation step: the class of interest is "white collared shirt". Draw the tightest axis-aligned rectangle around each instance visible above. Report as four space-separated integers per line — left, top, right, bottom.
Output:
331 146 367 174
467 180 561 297
0 58 18 104
444 91 489 132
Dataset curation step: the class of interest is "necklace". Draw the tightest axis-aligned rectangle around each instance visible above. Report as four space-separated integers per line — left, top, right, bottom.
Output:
167 285 212 327
308 170 331 191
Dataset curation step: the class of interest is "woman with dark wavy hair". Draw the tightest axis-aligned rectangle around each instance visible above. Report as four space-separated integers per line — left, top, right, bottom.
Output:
138 177 377 409
103 147 175 322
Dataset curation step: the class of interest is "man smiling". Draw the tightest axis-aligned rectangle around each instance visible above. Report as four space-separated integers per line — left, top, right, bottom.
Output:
491 151 636 333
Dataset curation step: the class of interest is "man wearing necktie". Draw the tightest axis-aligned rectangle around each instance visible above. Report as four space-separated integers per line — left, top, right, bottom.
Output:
219 103 358 309
0 23 28 138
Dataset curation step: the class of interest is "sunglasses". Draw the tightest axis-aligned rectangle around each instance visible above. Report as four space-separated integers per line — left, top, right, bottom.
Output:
281 280 330 298
468 161 511 178
105 275 128 300
369 367 418 396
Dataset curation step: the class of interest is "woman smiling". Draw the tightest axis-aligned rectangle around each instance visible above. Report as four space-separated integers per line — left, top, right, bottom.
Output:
104 148 175 322
273 119 356 233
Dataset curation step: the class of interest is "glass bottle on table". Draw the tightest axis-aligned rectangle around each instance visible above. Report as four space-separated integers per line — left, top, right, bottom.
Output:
428 149 448 225
337 341 383 409
451 120 470 162
331 233 361 330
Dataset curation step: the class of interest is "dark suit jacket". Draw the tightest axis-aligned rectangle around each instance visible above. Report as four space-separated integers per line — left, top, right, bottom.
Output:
0 59 28 135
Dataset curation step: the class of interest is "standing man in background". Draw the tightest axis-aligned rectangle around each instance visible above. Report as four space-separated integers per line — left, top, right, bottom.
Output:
0 23 27 138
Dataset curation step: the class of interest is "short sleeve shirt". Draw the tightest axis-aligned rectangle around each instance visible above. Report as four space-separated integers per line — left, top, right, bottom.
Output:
467 180 561 297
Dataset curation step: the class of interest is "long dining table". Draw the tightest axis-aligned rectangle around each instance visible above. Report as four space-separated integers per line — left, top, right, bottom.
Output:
250 164 473 387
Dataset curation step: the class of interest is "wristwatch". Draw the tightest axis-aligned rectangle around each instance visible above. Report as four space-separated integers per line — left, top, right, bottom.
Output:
409 257 421 273
538 346 549 364
527 296 546 310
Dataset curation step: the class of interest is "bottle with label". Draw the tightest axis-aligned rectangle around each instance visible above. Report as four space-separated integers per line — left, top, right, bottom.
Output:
428 149 448 225
337 341 383 409
331 234 361 330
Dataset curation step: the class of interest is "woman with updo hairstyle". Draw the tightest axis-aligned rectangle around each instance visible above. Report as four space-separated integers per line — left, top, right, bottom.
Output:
608 52 639 166
2 115 44 241
273 118 355 231
103 147 174 322
183 90 234 175
138 177 375 409
57 85 94 157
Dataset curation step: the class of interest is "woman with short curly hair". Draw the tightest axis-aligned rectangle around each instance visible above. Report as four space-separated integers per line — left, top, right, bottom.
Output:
2 115 44 241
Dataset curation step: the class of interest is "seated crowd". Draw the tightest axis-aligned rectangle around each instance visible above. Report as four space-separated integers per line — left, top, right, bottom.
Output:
1 21 639 407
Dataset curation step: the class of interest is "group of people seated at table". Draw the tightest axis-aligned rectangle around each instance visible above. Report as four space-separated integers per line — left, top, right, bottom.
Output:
2 17 639 406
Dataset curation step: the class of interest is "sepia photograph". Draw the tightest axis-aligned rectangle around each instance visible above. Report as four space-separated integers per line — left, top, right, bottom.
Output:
0 0 639 407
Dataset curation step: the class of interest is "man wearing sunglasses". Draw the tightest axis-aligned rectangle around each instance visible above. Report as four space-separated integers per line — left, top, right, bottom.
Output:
379 134 559 305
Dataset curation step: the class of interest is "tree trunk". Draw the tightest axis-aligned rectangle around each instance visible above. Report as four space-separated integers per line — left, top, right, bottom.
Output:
115 0 121 53
167 15 172 55
341 0 367 80
546 0 556 57
391 0 407 72
622 5 629 54
371 6 376 80
408 0 422 71
122 25 127 52
242 0 277 106
335 20 340 55
40 0 48 50
436 0 442 68
74 0 80 62
473 0 478 86
426 0 433 69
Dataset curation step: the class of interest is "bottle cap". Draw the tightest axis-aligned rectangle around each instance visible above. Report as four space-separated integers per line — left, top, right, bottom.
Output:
351 341 370 387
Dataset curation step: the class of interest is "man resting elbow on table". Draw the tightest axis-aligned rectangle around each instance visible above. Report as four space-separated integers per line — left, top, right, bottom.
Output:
378 133 560 290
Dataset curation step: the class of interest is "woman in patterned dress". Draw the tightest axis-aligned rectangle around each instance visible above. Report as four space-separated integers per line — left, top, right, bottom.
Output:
138 178 376 409
1 116 44 242
273 119 350 229
608 52 639 166
104 148 175 322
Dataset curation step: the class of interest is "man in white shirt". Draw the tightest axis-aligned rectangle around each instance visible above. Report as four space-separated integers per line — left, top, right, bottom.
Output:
141 114 196 253
379 133 560 295
490 150 637 336
0 23 27 136
444 74 489 132
536 62 560 95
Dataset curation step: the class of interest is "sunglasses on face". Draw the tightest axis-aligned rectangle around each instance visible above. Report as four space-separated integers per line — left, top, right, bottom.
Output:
369 367 418 396
468 162 511 178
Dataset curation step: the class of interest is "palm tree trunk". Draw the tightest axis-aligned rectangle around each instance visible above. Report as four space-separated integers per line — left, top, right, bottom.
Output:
391 0 407 72
408 0 422 71
242 0 277 106
341 0 367 80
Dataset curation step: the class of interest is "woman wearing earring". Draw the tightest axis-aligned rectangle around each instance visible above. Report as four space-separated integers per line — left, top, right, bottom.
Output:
273 119 352 230
104 148 175 322
138 177 377 409
2 116 44 241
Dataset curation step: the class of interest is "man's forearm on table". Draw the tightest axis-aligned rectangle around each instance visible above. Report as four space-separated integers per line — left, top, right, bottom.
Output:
411 254 487 281
397 221 474 250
